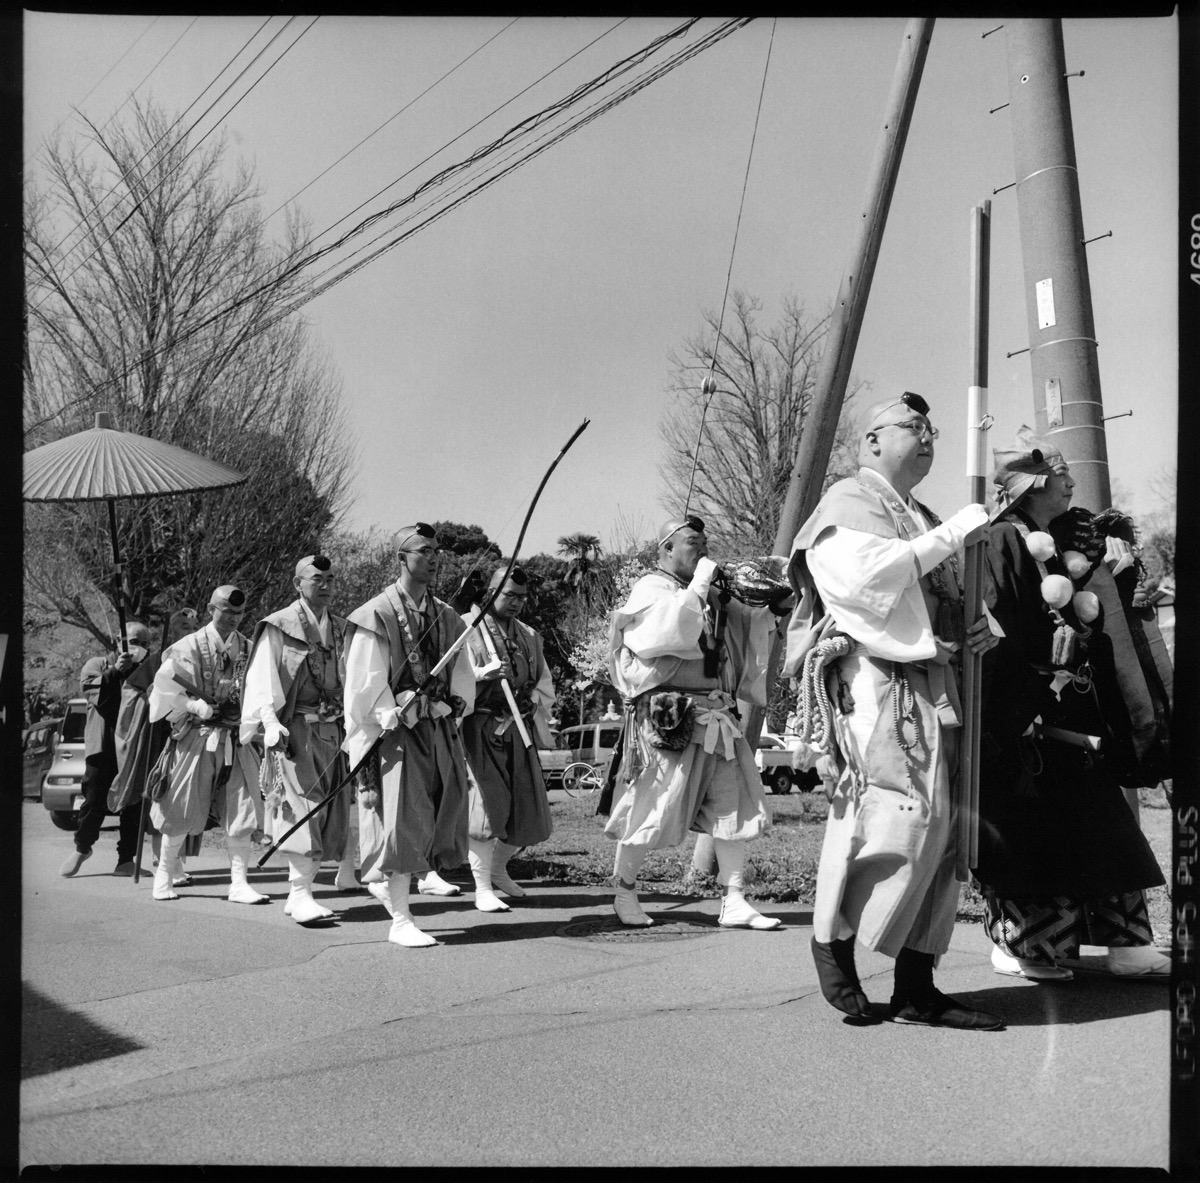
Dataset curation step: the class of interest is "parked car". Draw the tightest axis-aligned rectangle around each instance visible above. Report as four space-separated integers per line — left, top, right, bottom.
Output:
22 715 64 800
545 720 622 787
536 733 571 789
39 698 88 830
755 730 820 795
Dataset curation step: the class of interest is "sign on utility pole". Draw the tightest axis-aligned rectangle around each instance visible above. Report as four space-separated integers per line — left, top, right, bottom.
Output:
1005 18 1112 513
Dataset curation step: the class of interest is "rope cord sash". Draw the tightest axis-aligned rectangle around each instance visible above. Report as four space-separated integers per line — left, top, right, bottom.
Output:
795 633 852 758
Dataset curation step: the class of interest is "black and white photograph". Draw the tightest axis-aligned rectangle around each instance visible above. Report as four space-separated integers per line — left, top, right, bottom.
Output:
14 10 1195 1173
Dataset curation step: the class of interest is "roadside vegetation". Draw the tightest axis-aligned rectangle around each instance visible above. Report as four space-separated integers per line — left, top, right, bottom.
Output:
508 785 1175 944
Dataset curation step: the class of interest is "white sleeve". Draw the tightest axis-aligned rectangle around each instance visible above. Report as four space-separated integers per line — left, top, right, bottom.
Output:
239 627 285 743
342 626 396 764
149 643 196 723
450 644 476 717
617 583 707 660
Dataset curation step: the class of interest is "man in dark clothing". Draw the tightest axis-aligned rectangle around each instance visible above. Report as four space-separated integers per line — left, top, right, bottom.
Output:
59 621 153 877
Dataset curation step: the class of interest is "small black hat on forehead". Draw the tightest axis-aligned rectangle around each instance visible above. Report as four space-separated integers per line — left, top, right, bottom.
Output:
488 565 529 592
228 588 245 608
899 391 930 418
414 522 435 538
311 555 332 572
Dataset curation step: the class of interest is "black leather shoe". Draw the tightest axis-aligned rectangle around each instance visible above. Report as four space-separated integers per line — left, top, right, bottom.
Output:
811 936 872 1018
889 989 1005 1031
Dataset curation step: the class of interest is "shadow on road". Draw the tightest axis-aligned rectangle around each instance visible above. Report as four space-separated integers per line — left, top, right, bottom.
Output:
21 981 144 1079
941 976 1169 1027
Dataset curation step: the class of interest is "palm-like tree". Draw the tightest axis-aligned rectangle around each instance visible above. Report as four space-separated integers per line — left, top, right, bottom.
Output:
556 533 603 597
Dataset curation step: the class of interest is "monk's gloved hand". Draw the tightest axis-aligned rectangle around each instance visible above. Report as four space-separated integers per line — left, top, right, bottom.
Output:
358 788 381 811
186 698 215 721
379 706 404 731
264 722 289 749
948 502 989 546
689 556 720 596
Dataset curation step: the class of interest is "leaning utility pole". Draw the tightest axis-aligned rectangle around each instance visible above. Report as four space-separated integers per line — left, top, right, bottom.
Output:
772 17 935 554
695 19 934 879
1004 18 1111 512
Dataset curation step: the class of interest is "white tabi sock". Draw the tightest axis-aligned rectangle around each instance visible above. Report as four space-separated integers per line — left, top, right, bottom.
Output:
334 841 360 891
387 872 439 948
284 854 334 924
468 837 511 912
491 840 526 897
226 836 270 904
416 869 461 896
611 842 652 927
714 837 781 930
152 832 184 901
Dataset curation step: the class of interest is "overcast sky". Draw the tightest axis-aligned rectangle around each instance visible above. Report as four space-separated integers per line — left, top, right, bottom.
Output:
23 14 1179 558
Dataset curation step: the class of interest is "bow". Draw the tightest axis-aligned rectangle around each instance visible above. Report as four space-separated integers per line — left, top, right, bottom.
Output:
256 419 590 867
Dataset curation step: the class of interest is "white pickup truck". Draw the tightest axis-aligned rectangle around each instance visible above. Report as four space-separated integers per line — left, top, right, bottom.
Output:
755 731 820 794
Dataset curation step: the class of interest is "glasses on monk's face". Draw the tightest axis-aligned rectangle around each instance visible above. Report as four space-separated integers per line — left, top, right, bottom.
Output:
876 419 939 442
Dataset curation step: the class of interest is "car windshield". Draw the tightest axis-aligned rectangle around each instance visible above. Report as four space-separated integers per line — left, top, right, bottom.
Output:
558 731 583 751
60 708 87 743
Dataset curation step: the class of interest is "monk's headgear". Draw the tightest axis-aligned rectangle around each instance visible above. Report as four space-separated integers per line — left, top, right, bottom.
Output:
209 584 246 611
488 565 529 593
991 426 1066 519
863 390 934 435
658 514 706 546
295 554 333 578
397 523 437 551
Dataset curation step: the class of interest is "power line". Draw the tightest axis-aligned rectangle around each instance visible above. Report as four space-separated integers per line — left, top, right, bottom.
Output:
36 17 277 275
35 18 318 311
23 16 160 168
301 16 637 258
26 17 749 434
263 16 523 225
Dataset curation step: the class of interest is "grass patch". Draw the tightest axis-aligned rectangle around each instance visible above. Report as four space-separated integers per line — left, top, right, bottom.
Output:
510 784 1175 944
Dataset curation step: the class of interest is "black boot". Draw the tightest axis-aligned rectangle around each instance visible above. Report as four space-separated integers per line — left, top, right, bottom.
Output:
811 935 873 1018
890 946 1005 1031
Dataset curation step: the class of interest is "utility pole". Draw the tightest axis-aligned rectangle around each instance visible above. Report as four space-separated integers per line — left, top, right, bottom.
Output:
692 20 936 878
1004 18 1111 512
771 17 935 555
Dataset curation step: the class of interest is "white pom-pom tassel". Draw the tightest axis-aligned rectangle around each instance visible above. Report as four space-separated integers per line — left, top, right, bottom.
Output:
1062 550 1090 580
1072 590 1100 623
1041 574 1074 609
1025 531 1056 562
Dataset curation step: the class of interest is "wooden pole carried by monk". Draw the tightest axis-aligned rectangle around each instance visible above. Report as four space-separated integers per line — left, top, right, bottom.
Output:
959 200 992 874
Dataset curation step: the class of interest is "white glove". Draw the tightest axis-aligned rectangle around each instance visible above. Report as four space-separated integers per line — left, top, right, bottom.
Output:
689 555 719 595
949 502 989 533
186 698 214 721
379 691 418 732
264 722 289 749
1104 535 1135 576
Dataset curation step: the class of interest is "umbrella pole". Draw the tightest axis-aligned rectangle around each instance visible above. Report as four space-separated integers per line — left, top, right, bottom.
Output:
107 498 129 653
133 612 172 884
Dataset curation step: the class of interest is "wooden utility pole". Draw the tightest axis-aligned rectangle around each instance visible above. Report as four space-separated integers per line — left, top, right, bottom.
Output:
691 21 936 876
1005 19 1111 512
771 17 935 556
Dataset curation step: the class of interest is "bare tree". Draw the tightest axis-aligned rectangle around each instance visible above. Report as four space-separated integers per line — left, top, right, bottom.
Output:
24 100 354 634
659 292 864 556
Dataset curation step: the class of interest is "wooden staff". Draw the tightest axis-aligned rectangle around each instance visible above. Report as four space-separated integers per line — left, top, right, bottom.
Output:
473 612 533 750
959 200 992 874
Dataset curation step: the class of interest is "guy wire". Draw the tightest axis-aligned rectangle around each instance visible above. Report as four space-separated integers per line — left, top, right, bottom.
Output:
684 17 776 518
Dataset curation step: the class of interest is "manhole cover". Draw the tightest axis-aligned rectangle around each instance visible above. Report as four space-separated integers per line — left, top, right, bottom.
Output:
557 917 717 942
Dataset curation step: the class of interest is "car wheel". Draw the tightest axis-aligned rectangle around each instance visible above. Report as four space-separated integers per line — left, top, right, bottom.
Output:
770 769 792 795
50 810 80 831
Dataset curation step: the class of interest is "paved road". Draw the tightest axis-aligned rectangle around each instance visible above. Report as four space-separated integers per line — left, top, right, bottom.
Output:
20 803 1170 1169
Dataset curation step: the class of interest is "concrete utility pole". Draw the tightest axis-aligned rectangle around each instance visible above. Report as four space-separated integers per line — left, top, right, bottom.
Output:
1005 18 1111 512
771 17 935 555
